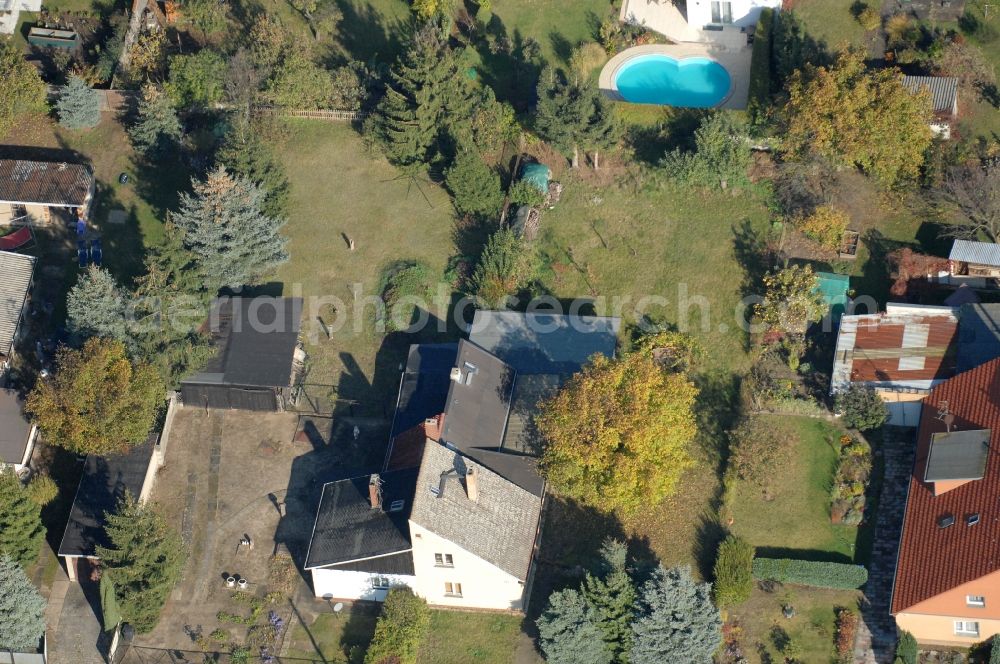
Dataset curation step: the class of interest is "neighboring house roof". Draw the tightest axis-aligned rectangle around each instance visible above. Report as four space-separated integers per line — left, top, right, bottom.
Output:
468 310 620 375
184 297 302 388
902 75 959 115
892 358 1000 613
441 340 515 453
956 303 1000 373
0 159 92 207
944 284 980 308
389 343 458 441
304 467 418 570
409 441 542 582
501 373 562 456
949 239 1000 268
0 389 32 465
0 250 35 360
830 304 959 393
57 434 157 557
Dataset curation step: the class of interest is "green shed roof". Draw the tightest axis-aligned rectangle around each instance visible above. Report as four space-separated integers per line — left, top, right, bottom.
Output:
816 272 850 322
520 163 550 194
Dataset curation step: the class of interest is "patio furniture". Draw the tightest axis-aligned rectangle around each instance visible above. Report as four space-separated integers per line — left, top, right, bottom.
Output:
90 237 102 266
77 239 88 268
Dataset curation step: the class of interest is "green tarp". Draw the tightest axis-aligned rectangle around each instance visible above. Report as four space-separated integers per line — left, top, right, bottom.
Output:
520 163 550 194
816 272 850 322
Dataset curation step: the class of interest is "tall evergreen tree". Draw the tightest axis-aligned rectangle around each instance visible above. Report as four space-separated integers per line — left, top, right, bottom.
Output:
631 566 722 664
0 554 46 651
368 21 476 169
444 150 503 219
582 539 636 662
217 119 291 219
172 165 289 290
536 587 613 664
56 75 101 129
128 84 182 158
535 68 617 169
0 469 45 568
96 493 185 633
67 266 132 350
470 227 535 307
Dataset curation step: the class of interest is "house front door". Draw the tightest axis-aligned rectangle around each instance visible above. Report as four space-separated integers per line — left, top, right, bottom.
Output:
710 0 733 24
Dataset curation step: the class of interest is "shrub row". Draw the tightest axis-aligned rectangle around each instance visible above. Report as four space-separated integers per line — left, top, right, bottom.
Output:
747 7 774 123
752 558 868 590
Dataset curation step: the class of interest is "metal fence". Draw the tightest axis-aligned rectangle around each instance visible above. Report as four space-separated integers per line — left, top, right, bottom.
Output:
255 107 366 121
114 647 326 664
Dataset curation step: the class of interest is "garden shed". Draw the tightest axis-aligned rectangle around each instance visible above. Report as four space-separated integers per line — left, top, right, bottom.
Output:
180 297 304 411
816 272 850 323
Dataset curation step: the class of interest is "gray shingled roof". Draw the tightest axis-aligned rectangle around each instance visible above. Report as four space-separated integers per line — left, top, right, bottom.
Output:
468 311 620 375
502 374 562 455
902 75 959 114
441 340 514 452
0 389 31 465
409 442 542 581
0 159 93 207
957 303 1000 373
0 251 35 360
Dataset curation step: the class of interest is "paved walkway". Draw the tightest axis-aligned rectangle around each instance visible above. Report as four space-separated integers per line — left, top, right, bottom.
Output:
854 427 916 664
47 568 106 664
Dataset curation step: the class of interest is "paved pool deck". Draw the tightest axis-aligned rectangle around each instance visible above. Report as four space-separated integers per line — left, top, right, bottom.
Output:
598 43 752 111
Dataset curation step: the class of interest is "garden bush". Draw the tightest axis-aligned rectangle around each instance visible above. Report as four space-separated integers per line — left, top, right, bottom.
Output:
752 558 868 589
747 8 774 124
835 385 888 431
796 205 849 250
713 535 754 607
364 587 430 664
895 630 917 664
856 5 881 31
831 434 872 525
379 260 433 332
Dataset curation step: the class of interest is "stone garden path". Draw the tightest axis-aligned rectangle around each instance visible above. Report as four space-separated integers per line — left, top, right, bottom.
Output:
854 427 916 663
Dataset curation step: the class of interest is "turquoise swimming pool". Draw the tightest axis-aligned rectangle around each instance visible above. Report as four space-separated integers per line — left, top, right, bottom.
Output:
614 54 731 108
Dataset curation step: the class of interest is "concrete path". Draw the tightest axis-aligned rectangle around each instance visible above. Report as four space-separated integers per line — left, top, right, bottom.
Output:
47 571 106 664
854 427 916 663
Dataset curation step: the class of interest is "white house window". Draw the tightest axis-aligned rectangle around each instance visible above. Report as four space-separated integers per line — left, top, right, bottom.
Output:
372 576 391 590
434 553 454 567
967 595 986 608
444 582 463 597
954 621 979 636
710 0 733 24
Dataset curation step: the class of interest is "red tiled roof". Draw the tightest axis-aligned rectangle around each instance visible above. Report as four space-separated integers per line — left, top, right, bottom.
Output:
892 358 1000 613
849 316 957 383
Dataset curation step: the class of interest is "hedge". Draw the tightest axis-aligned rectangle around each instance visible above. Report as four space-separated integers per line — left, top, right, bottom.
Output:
747 7 774 124
752 558 868 590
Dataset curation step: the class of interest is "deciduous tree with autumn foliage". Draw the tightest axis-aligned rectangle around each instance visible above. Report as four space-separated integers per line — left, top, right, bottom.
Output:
27 338 164 456
782 50 932 186
537 334 699 516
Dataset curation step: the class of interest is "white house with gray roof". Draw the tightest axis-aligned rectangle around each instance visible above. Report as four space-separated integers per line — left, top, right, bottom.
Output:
304 311 620 610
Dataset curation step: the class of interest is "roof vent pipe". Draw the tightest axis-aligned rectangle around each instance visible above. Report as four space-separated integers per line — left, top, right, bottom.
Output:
369 474 382 510
465 465 479 503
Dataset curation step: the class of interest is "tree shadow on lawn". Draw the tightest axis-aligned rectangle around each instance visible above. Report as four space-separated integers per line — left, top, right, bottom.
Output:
471 16 543 110
333 0 410 65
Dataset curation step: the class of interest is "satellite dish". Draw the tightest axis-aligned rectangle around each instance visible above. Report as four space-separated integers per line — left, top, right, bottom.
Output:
333 602 344 613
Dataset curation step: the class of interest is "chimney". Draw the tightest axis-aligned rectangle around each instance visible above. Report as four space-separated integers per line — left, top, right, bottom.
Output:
465 465 479 503
369 474 382 510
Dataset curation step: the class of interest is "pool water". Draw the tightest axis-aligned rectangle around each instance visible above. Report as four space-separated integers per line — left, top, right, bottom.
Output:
614 54 731 107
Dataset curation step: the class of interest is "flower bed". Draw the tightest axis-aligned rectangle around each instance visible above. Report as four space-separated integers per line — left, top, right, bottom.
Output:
830 434 872 525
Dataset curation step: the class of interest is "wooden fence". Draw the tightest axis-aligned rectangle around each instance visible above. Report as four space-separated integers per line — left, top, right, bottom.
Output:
256 107 367 121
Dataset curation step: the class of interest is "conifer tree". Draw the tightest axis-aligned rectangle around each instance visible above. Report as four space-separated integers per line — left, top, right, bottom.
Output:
582 539 636 662
0 469 45 568
172 165 289 290
535 68 618 169
631 566 722 664
536 587 613 664
67 266 132 350
0 554 46 651
96 493 185 633
470 227 535 307
128 84 182 158
368 21 476 169
56 75 101 129
444 150 503 219
217 119 291 219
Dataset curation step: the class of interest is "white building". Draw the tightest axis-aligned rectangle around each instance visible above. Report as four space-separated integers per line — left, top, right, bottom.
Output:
685 0 782 30
305 311 621 611
0 250 35 375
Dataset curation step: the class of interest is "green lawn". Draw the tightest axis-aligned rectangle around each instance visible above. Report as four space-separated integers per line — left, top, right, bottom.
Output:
728 416 859 562
789 0 868 52
728 585 861 664
274 119 457 413
533 175 772 375
283 605 524 663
